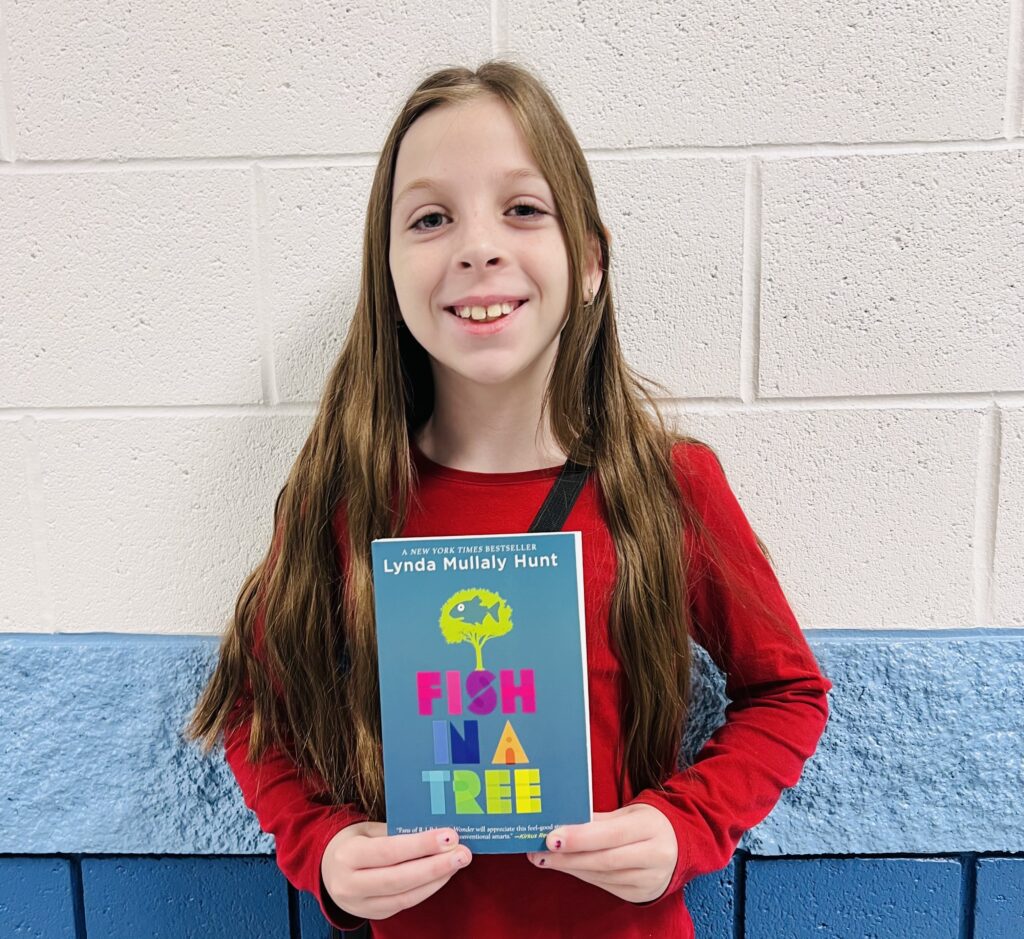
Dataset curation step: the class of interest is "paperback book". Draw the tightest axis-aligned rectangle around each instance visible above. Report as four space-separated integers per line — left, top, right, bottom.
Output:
370 530 592 854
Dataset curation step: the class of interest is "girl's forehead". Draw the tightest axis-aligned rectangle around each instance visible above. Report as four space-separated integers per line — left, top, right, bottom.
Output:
393 100 540 190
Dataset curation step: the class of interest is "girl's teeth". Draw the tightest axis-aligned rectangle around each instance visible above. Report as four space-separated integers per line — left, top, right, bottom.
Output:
453 300 522 320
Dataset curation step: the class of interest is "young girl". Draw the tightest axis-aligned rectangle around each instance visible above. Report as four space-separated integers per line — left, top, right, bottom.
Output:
187 60 832 939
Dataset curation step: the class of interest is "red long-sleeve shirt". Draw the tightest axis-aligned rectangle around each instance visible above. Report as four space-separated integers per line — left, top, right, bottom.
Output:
223 438 833 938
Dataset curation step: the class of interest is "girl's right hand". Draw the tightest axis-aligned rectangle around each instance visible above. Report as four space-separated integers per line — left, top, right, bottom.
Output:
320 821 473 920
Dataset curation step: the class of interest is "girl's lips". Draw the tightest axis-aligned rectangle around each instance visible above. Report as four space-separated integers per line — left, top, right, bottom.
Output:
444 299 529 335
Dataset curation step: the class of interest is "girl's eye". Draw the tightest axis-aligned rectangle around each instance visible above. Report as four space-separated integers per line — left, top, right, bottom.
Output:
410 202 546 232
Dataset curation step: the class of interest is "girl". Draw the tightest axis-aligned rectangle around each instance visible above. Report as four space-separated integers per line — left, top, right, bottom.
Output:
187 60 832 939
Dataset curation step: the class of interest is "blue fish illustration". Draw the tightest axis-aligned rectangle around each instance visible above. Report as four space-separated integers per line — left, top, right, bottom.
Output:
452 596 501 626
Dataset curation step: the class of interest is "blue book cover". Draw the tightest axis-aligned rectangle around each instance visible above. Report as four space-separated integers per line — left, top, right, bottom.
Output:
370 530 592 854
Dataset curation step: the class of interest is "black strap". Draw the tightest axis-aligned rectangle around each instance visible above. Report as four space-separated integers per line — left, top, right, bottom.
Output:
527 457 591 532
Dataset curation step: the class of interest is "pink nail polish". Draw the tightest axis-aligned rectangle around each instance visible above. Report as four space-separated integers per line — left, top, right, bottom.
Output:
553 839 562 850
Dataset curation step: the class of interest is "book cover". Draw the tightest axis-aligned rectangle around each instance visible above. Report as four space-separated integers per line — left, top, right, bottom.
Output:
370 530 592 854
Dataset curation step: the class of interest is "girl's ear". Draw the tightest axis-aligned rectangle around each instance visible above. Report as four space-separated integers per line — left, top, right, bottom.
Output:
586 226 610 297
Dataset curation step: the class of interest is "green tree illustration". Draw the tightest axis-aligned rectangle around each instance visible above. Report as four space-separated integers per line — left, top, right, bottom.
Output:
439 588 514 670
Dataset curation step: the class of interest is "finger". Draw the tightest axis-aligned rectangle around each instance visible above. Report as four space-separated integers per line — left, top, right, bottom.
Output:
545 812 647 853
530 841 649 873
361 868 462 919
354 828 460 869
353 846 471 899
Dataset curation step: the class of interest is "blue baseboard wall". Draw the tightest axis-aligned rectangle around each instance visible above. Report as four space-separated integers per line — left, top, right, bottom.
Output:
2 853 1021 938
1 629 1022 937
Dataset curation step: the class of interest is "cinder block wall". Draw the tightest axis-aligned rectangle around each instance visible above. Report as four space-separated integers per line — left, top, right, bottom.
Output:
1 3 1022 937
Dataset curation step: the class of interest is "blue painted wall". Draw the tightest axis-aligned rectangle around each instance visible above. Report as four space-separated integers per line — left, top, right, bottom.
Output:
2 854 1021 937
0 857 77 939
80 857 291 938
1 630 1021 937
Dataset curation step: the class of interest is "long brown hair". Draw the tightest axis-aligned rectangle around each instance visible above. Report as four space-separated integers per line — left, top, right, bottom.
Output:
185 60 796 818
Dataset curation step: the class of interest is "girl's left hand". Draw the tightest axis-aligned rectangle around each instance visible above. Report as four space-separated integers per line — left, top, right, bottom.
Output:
525 803 677 903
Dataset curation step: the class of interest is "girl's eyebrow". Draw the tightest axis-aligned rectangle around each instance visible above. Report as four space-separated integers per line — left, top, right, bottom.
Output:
393 167 547 208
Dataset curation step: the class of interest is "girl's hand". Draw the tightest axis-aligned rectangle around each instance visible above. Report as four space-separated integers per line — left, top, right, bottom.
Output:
525 804 677 903
321 822 472 920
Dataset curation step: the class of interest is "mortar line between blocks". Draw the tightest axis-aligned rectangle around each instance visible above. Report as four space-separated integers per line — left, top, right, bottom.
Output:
958 852 977 939
252 163 279 406
491 0 508 54
3 139 1024 176
1004 0 1024 138
0 0 15 162
973 406 1002 627
287 883 301 939
70 856 89 939
4 393 1024 422
20 416 55 629
741 157 762 404
734 852 747 939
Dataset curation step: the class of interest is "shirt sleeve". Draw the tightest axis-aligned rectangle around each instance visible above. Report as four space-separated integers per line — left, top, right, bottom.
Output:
221 557 371 932
626 442 833 900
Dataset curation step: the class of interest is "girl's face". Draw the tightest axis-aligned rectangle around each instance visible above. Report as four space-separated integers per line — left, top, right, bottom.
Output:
389 96 593 392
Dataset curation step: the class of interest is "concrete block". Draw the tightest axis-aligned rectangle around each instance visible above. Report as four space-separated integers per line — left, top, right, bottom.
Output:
81 856 288 939
683 858 736 939
506 0 1005 146
586 157 746 398
7 2 490 159
760 151 1024 397
670 408 979 629
745 857 961 938
975 857 1024 938
994 410 1024 627
33 413 308 632
0 857 76 939
0 421 39 628
261 166 375 403
0 170 258 408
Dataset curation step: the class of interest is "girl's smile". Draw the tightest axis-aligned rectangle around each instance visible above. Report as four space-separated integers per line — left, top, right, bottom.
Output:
443 299 530 336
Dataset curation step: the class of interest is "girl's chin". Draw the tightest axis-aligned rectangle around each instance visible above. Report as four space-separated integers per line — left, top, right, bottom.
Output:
439 364 529 386
430 344 563 389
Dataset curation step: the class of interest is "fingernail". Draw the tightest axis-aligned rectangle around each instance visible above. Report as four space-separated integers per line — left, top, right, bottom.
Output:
553 838 562 850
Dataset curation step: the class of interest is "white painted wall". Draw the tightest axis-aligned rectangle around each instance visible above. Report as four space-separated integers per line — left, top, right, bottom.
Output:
1 1 1021 633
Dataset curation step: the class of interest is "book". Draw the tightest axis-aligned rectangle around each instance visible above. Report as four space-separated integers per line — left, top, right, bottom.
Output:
370 530 592 854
